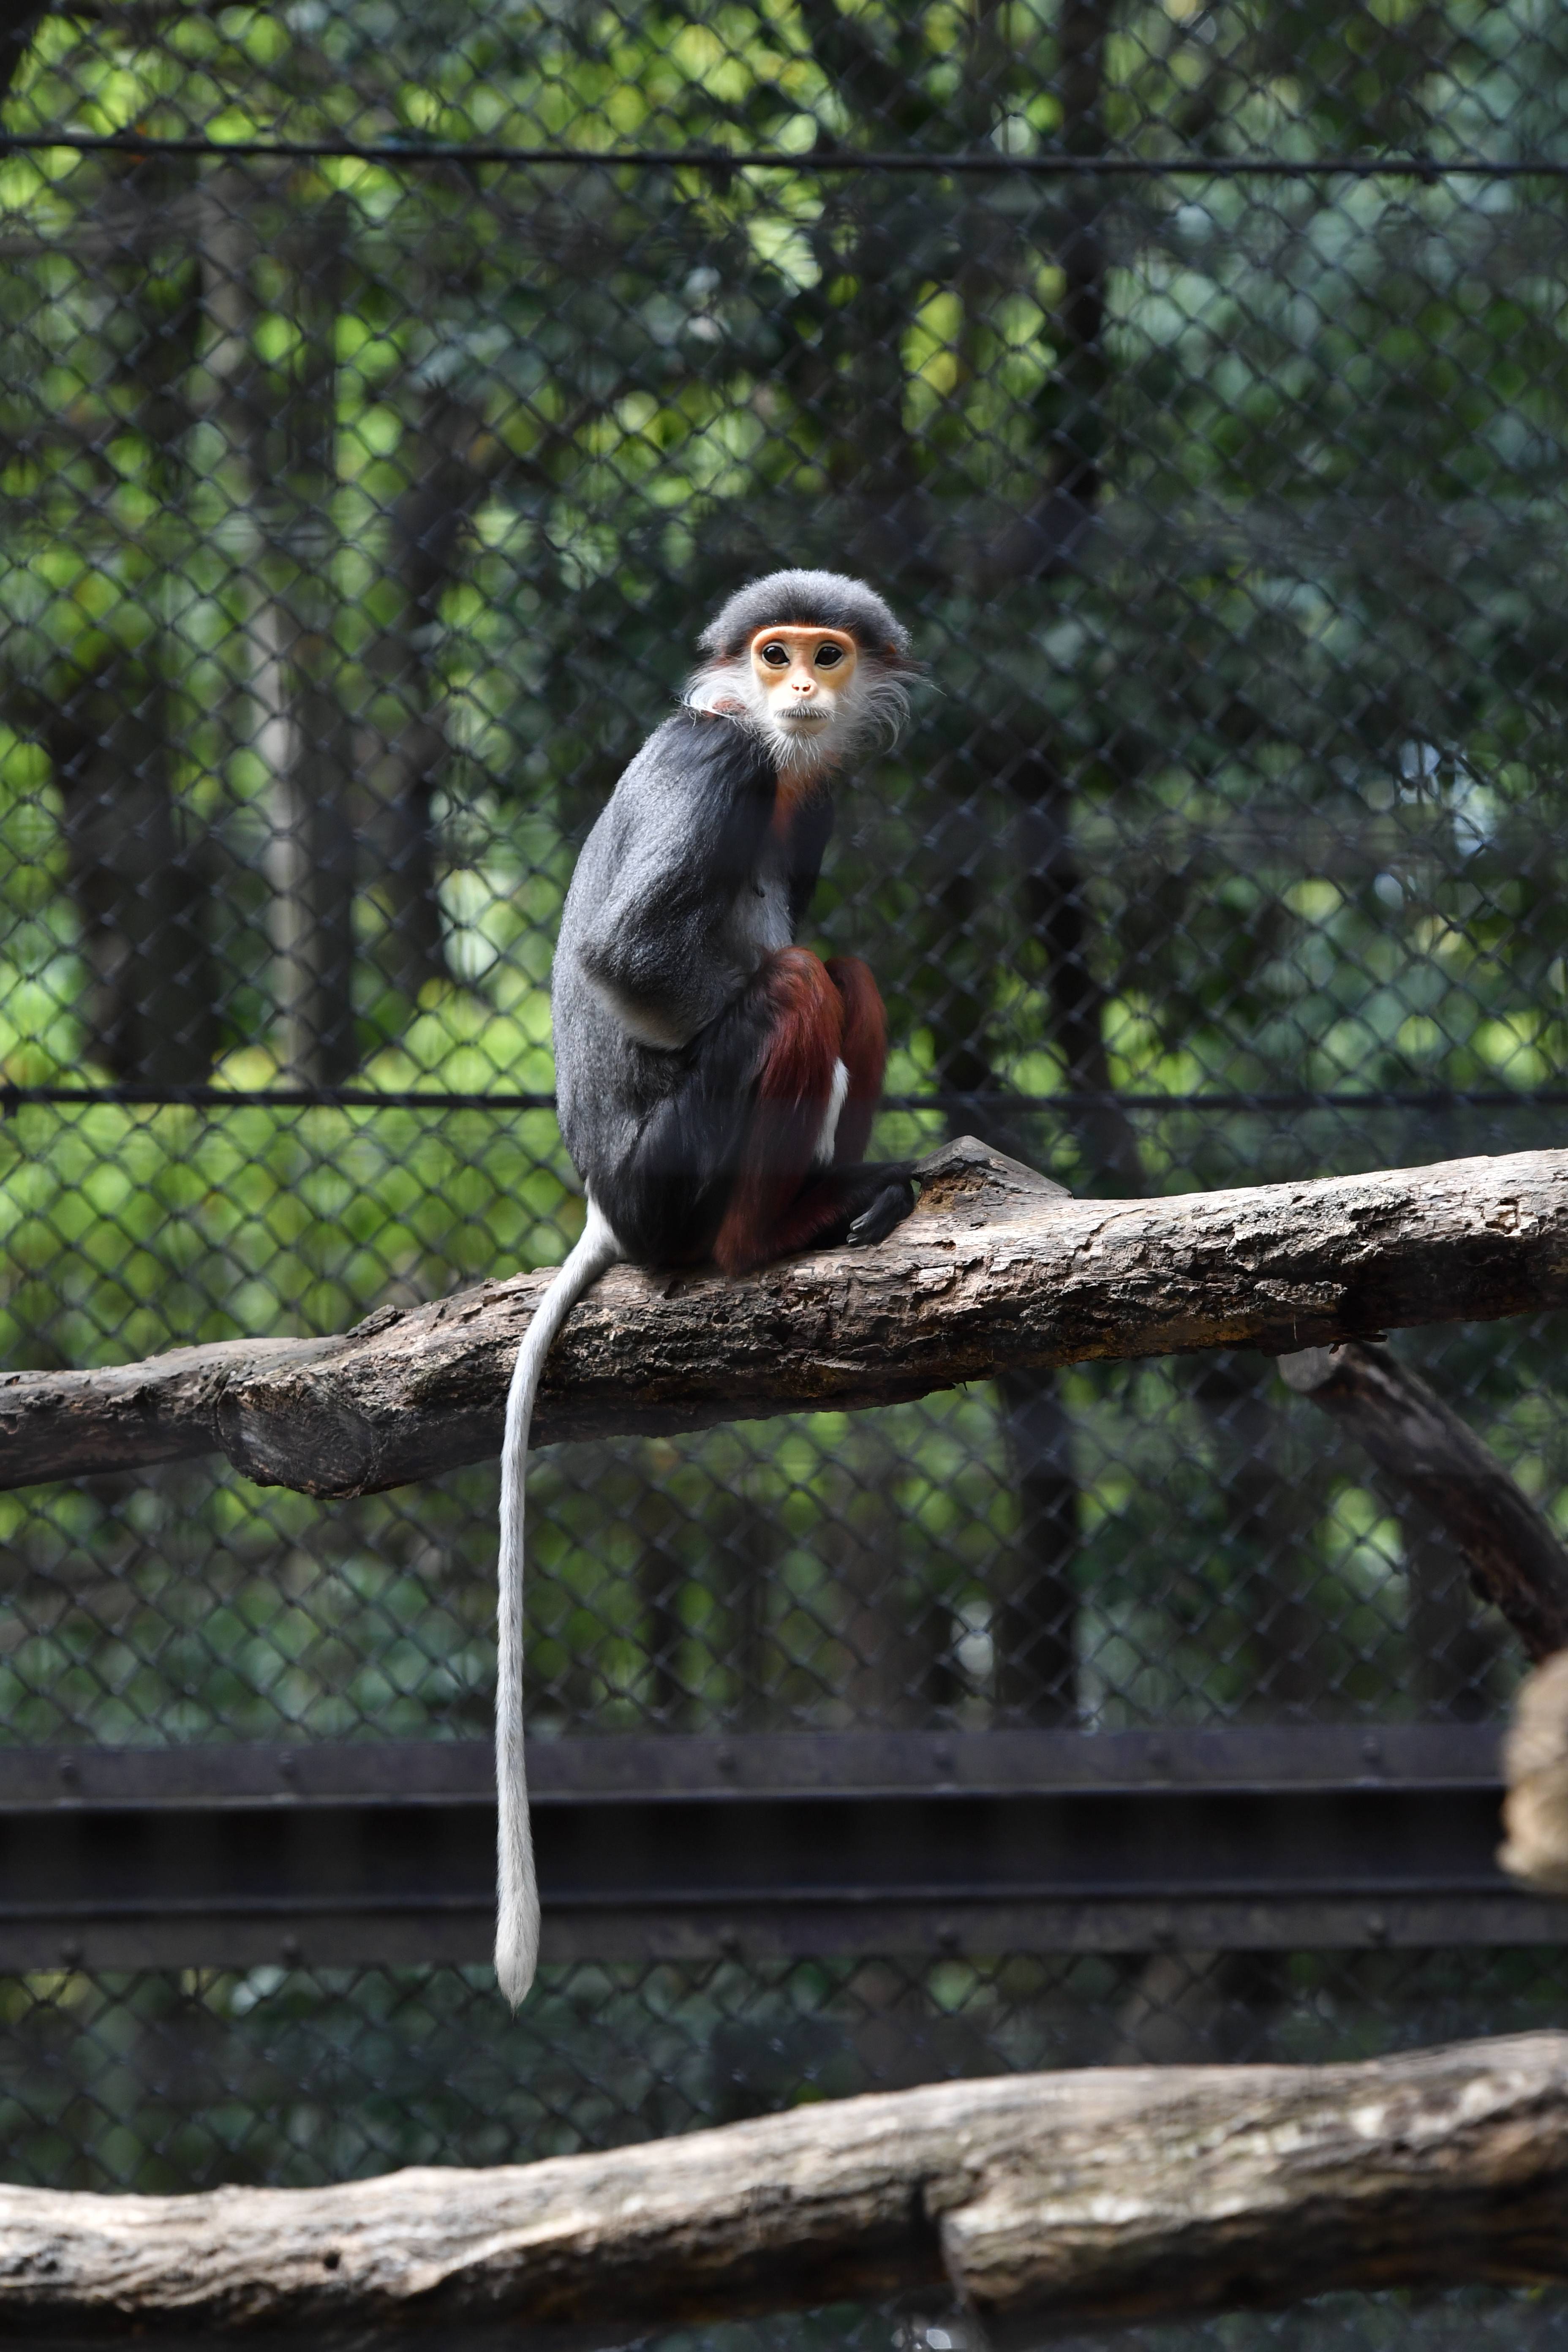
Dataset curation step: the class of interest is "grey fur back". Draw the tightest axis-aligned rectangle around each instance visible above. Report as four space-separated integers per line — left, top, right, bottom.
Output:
553 710 781 1205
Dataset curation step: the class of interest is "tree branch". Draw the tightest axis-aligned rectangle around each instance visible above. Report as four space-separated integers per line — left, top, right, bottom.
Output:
1281 1339 1568 1661
5 1137 1568 1500
0 2037 1565 2338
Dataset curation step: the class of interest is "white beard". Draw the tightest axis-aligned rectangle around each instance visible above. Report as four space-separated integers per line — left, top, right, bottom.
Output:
684 659 909 774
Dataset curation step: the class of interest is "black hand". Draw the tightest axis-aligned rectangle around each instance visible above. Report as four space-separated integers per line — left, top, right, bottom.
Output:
845 1176 916 1247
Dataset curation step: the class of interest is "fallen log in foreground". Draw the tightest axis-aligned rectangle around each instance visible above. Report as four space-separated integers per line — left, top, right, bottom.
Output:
5 1138 1568 1499
1 2036 1565 2340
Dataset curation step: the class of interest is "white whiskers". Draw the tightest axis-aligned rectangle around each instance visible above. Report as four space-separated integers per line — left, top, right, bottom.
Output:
684 658 909 775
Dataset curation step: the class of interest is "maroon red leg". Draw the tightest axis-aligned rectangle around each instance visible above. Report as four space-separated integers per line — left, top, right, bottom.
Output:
712 948 844 1276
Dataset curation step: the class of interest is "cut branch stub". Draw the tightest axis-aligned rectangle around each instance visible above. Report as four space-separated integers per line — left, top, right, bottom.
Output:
5 1139 1568 1500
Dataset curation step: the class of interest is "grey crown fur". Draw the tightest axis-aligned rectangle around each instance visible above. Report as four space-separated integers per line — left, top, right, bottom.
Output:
698 569 914 664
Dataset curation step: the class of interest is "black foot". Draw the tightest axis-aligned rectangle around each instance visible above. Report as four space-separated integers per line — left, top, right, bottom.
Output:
846 1174 916 1247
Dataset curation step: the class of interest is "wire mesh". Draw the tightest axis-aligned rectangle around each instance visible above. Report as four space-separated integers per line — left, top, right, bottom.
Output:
4 3 1568 2336
8 1945 1568 2194
3 1947 1568 2346
6 1 1568 1736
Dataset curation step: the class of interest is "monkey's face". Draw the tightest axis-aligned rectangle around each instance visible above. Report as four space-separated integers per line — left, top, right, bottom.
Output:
686 611 907 772
746 626 860 768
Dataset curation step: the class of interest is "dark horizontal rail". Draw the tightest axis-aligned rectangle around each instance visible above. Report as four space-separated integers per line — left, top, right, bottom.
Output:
0 133 1561 178
5 1086 1567 1116
0 1726 1558 1972
0 1723 1507 1804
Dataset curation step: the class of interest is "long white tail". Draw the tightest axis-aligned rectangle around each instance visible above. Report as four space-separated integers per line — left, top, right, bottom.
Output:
495 1196 621 2007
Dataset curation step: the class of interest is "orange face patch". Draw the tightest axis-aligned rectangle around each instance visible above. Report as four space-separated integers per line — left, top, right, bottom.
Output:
748 625 859 705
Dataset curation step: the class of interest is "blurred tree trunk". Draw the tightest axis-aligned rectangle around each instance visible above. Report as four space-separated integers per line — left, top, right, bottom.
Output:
0 0 44 105
973 2 1324 1731
196 162 286 1011
912 788 1080 1720
795 0 1098 1726
638 1460 787 1732
198 170 356 1085
717 1476 780 1730
991 1367 1081 1721
969 0 1124 1728
361 389 490 1007
268 194 357 1085
45 654 212 1086
795 0 937 574
1189 1354 1328 1717
1012 836 1328 1727
824 1423 938 1728
637 1464 688 1731
43 155 214 1086
1279 1345 1516 1715
1403 1503 1504 1722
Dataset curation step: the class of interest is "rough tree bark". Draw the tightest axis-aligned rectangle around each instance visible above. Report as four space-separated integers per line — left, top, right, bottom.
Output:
5 1139 1568 1504
0 2037 1565 2339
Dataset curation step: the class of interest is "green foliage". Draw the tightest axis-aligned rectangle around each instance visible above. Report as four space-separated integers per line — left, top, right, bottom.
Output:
0 0 1562 1758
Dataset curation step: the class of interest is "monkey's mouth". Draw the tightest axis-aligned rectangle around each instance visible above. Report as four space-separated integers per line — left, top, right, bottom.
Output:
778 706 830 723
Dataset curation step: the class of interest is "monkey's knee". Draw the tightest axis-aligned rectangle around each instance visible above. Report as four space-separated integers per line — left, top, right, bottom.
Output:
710 954 848 1277
754 947 844 1107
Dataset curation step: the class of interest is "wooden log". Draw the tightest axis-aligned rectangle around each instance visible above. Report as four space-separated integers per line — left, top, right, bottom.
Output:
0 2036 1564 2339
5 1138 1568 1500
1279 1339 1568 1661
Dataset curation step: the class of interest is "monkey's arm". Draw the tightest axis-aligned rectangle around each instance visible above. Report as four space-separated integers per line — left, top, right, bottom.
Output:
784 788 834 929
570 716 776 1049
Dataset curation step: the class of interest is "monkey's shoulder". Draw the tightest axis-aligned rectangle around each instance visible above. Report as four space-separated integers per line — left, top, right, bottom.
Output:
565 713 784 917
608 709 775 817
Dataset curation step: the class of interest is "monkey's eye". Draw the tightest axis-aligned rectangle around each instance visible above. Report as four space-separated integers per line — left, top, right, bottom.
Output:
814 644 845 669
759 642 791 667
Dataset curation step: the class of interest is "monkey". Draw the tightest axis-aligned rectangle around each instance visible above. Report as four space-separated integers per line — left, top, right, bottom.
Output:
495 570 920 2006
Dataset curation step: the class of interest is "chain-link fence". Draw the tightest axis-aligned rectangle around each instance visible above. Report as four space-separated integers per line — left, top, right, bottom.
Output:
4 1949 1568 2348
5 0 1568 2341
